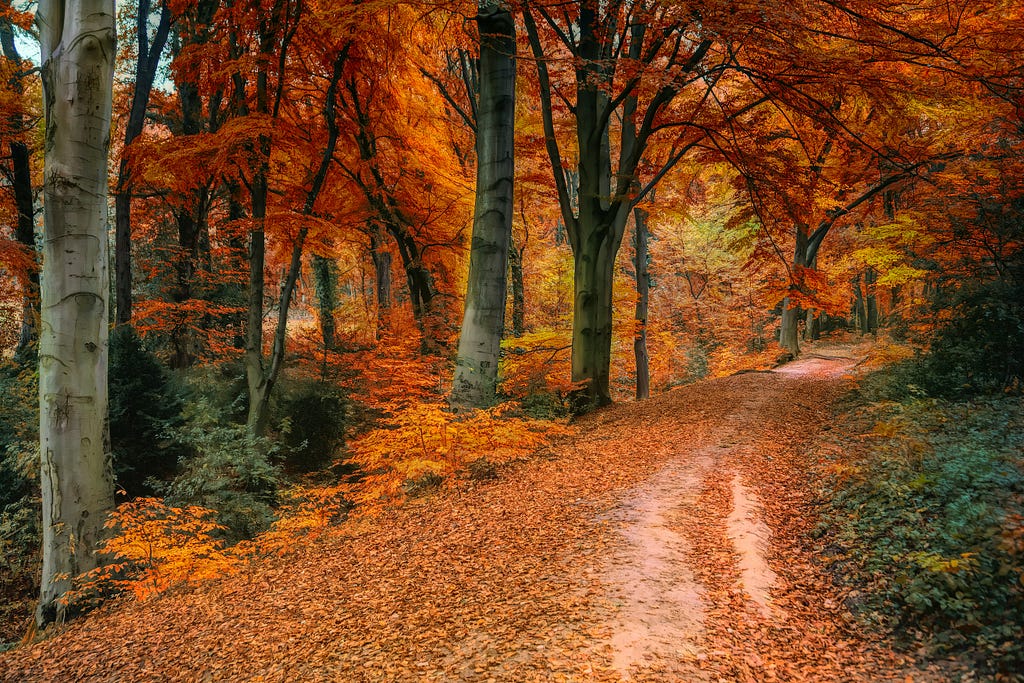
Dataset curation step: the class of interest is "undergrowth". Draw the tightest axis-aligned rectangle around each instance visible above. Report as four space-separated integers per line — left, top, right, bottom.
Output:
816 356 1024 675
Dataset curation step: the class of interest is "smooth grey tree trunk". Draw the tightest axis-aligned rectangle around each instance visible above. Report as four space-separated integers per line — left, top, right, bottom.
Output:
36 0 117 626
450 2 516 410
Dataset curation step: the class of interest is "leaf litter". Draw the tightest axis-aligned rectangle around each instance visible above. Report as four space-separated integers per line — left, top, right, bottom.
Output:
0 342 972 681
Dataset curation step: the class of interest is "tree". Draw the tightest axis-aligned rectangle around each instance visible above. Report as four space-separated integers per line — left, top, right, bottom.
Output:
36 0 117 626
114 0 172 326
632 205 650 400
523 0 737 407
450 1 516 410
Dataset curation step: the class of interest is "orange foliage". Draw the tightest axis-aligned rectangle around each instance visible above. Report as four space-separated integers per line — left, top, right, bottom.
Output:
66 499 237 606
344 402 574 509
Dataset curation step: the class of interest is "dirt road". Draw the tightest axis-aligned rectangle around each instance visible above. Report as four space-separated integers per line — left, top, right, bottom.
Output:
3 345 933 682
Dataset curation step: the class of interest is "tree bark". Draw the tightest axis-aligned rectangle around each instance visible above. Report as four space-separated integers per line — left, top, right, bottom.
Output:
570 231 620 407
865 268 879 334
508 235 525 338
36 0 117 626
853 273 868 334
369 224 392 332
805 309 820 341
450 3 516 411
633 206 650 400
312 254 337 351
779 228 808 356
114 0 172 326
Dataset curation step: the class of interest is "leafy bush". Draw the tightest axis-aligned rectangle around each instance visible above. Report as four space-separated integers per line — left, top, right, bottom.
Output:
916 282 1024 397
519 390 569 419
109 325 187 497
66 498 235 609
273 377 347 473
0 357 37 509
0 357 40 642
466 456 498 481
162 401 280 542
818 396 1024 673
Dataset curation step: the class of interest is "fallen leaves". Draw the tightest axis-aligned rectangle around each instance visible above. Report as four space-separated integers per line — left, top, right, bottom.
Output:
0 341 976 682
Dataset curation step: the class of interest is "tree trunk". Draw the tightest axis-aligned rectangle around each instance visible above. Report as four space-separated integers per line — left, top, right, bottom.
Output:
633 206 650 400
853 273 868 335
571 229 619 407
312 254 337 351
779 298 801 356
450 3 515 411
114 0 172 326
805 309 820 341
36 0 117 626
865 268 879 334
369 224 392 332
9 138 37 357
779 228 809 355
508 236 525 338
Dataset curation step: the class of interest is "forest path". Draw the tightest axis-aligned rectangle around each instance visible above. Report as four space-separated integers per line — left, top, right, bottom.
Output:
3 342 940 682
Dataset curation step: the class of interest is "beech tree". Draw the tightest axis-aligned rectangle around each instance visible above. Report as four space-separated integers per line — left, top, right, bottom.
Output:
450 1 516 410
36 0 117 625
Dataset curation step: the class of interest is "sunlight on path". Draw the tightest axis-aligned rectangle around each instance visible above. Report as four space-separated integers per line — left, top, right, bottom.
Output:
601 453 711 680
773 343 866 379
727 474 779 619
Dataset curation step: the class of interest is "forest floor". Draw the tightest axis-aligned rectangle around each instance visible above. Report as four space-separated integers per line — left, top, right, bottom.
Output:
0 342 977 682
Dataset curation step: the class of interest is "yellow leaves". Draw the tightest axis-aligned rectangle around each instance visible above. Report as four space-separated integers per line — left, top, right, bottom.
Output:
499 330 574 396
907 551 978 575
860 341 917 369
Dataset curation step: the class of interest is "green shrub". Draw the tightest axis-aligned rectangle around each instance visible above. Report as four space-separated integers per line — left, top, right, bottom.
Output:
917 282 1024 397
819 396 1024 673
519 391 569 419
0 358 37 509
273 377 346 473
0 357 39 644
109 326 187 497
162 401 280 542
403 470 443 497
